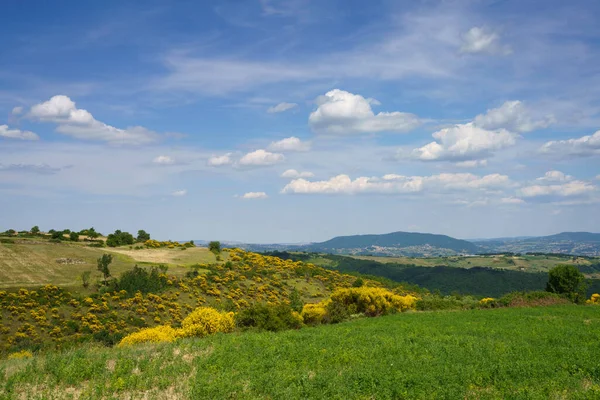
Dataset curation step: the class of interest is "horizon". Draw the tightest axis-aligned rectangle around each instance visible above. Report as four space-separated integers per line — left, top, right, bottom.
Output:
2 0 600 242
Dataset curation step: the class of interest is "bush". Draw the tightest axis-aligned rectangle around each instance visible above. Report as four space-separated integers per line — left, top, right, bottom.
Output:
117 266 168 295
498 291 569 307
209 241 221 254
586 293 600 304
301 302 329 325
119 325 178 346
329 287 417 317
7 350 33 359
93 330 124 347
236 303 303 332
178 307 235 338
416 295 478 311
69 232 79 242
106 230 135 247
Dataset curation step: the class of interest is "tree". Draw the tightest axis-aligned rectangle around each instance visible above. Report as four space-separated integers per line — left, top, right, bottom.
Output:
81 271 91 288
97 254 113 284
136 230 151 243
87 227 99 239
70 232 79 242
209 241 221 254
546 264 588 303
51 230 63 240
30 226 40 235
352 277 364 288
106 230 135 247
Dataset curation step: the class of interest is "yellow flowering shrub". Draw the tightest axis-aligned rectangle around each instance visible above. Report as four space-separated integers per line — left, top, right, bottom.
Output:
329 287 417 317
177 307 235 338
119 325 178 346
8 350 33 359
301 302 329 325
587 293 600 305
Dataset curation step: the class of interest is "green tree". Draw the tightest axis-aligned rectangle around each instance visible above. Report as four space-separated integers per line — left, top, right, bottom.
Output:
352 277 364 288
30 226 40 235
81 271 91 288
70 232 79 242
546 264 588 303
288 288 304 312
51 230 63 240
87 227 99 239
136 230 151 243
209 241 221 254
106 230 135 247
97 254 113 284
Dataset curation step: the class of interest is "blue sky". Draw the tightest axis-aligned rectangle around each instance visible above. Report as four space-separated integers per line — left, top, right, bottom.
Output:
1 0 600 242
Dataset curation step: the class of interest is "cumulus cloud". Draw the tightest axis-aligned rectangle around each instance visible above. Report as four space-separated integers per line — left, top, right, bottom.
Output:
238 149 284 166
11 106 23 115
459 27 511 55
171 190 187 196
0 125 39 141
281 169 314 179
474 101 555 133
267 136 310 152
153 155 175 165
412 123 517 161
207 153 233 167
537 170 572 182
281 172 511 195
27 95 159 145
308 89 420 135
540 130 600 157
267 102 298 113
455 160 488 168
241 191 268 199
520 181 595 198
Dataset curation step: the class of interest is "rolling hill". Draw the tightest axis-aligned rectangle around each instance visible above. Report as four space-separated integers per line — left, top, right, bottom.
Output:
475 232 600 256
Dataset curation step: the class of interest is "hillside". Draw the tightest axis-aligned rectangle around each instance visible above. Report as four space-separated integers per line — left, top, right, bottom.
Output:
2 305 599 399
300 231 480 257
475 231 600 256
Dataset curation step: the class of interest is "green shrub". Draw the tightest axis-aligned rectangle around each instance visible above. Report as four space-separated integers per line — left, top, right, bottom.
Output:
236 303 303 332
416 295 479 311
498 291 569 307
546 265 588 303
117 266 168 295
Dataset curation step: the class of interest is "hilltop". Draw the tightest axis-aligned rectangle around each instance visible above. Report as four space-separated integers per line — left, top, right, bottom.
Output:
475 231 600 256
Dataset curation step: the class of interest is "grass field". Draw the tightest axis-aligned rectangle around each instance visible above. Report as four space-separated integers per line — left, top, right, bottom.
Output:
1 305 599 399
0 240 219 289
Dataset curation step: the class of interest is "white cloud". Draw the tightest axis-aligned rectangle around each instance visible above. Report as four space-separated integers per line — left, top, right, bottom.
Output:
309 89 420 135
281 169 314 179
11 106 23 115
267 136 310 152
153 155 175 165
28 95 159 145
207 153 233 167
0 125 39 141
282 172 511 195
474 101 555 133
501 197 525 205
238 149 284 166
412 123 517 161
171 190 187 196
267 102 298 113
537 170 572 182
540 130 600 157
0 163 61 175
459 27 511 55
242 191 268 199
455 160 488 168
519 181 596 198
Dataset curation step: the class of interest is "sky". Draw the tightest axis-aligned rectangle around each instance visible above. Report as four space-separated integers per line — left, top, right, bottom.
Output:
1 0 600 243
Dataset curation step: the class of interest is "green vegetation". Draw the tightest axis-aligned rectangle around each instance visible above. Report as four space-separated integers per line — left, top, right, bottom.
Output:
208 240 221 254
2 305 599 399
106 230 135 248
273 252 600 297
546 264 588 303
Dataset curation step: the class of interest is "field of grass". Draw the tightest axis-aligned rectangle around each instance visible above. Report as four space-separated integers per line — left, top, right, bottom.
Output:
1 305 599 399
0 239 219 289
351 254 596 273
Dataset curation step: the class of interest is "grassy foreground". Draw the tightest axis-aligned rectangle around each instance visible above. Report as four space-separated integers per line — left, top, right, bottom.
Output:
2 305 599 399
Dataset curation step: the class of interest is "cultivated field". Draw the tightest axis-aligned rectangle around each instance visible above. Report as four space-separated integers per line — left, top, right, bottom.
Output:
1 305 599 399
0 239 219 289
350 254 596 273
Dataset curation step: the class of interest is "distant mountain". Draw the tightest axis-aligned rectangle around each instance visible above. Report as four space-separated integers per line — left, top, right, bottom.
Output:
474 232 600 256
298 231 480 257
